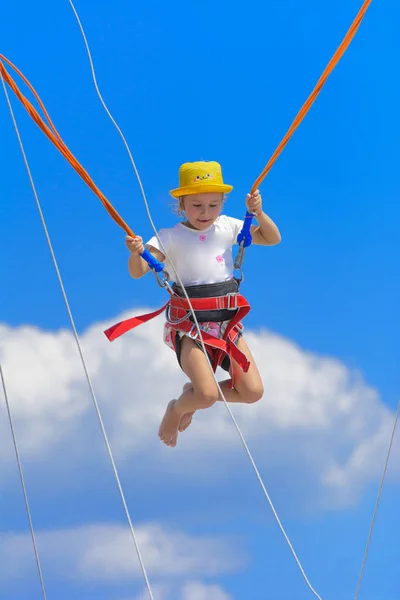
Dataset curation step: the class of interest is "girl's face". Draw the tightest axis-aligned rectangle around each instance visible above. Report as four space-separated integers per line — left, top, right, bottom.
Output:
182 193 223 230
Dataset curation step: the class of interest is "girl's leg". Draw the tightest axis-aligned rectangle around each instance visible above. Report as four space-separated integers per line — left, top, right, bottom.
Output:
178 382 195 432
218 335 264 404
177 336 263 435
159 336 263 446
158 337 220 446
181 335 264 410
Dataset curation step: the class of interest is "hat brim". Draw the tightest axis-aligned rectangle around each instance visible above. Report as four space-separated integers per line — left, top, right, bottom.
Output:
170 184 233 198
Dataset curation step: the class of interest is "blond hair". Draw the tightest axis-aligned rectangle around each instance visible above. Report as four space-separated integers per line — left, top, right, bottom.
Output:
174 193 226 217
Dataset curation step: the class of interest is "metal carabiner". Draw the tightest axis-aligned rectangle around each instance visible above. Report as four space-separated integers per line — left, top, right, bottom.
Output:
234 243 245 282
153 269 173 295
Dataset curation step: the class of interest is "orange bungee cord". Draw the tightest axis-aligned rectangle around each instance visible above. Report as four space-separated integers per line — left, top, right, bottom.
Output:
0 0 373 240
250 0 372 194
0 54 135 239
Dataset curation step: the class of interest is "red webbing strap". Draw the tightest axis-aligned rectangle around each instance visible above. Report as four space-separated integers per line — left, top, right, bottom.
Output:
222 304 250 344
104 301 169 341
169 293 250 312
172 320 250 373
104 294 252 386
211 304 251 374
104 292 251 343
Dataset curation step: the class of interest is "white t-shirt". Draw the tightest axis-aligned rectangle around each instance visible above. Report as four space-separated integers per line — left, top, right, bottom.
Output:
146 215 244 285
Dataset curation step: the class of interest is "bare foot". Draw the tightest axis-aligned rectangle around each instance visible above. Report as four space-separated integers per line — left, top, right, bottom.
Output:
158 400 181 447
178 383 195 433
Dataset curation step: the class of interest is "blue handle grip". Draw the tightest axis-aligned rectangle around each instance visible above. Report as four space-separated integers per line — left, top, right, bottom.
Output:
237 211 254 247
140 248 165 273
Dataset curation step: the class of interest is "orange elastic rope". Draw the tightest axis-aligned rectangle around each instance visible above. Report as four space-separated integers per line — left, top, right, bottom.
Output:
1 0 372 227
251 0 373 193
0 55 135 238
0 54 64 145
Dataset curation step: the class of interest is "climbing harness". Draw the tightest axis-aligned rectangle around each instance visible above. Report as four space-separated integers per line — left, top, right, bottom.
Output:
104 279 251 386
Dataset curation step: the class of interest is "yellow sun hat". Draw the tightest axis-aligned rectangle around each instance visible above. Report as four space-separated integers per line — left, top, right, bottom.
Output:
170 161 233 198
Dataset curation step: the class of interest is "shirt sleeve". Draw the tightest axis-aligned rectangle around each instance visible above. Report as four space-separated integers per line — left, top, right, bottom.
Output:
146 228 169 257
225 216 244 245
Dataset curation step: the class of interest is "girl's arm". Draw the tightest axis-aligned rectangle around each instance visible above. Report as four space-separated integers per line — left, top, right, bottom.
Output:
126 235 166 279
250 212 281 246
246 190 281 246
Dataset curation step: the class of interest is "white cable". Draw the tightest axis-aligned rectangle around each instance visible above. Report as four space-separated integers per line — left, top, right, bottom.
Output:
0 364 47 600
65 3 323 598
0 71 154 600
354 400 400 600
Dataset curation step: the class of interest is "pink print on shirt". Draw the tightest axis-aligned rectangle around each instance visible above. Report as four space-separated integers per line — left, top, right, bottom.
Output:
216 255 224 264
199 234 207 242
164 323 172 344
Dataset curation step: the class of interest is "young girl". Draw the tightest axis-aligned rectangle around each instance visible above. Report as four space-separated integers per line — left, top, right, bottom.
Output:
126 161 281 447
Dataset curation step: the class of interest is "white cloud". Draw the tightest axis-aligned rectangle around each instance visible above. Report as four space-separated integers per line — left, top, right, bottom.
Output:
0 309 398 509
180 580 232 600
0 522 246 586
135 584 169 600
135 580 233 600
0 323 89 458
136 581 233 600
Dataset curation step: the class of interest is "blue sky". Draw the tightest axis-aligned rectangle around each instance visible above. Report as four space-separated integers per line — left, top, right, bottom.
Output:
0 1 399 599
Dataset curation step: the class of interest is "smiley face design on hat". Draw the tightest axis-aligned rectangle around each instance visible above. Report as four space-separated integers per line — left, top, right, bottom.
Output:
194 173 213 183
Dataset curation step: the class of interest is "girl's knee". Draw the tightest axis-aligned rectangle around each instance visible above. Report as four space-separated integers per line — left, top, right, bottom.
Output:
243 381 264 404
194 386 220 409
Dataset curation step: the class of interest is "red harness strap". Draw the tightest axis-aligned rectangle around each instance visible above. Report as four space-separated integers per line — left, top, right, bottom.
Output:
170 319 248 373
104 293 251 381
167 293 251 373
104 302 169 342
